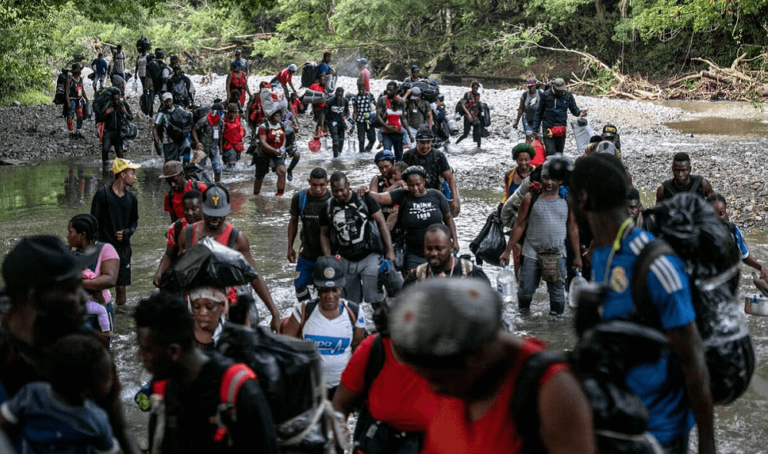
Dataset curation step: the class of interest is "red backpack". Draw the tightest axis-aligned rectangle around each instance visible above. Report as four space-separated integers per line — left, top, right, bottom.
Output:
222 116 245 152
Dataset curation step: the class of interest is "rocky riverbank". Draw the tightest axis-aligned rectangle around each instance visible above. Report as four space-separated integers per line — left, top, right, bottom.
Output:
2 74 767 229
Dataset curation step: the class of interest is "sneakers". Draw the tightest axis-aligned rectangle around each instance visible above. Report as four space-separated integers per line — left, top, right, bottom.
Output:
287 170 293 181
275 192 284 197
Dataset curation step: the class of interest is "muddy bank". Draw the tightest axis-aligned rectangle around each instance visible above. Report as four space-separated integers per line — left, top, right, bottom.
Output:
1 75 767 228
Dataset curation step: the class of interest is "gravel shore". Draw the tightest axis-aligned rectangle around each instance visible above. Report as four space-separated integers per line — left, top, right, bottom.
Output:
2 74 767 229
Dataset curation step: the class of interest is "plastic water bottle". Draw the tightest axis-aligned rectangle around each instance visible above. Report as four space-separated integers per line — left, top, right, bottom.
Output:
568 269 587 308
132 79 138 93
321 136 327 150
496 265 515 304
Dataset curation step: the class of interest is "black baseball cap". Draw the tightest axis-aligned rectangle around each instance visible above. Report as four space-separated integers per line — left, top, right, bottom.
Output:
411 65 419 72
602 124 618 137
202 185 231 217
2 235 96 296
313 256 345 288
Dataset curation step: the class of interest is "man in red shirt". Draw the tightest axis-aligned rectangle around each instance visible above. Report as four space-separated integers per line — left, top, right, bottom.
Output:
388 279 595 454
153 189 204 287
308 74 327 132
274 64 298 96
159 160 207 222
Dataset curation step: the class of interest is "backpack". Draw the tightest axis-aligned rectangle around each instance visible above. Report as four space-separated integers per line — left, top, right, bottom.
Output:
136 36 151 53
147 58 167 94
632 193 755 405
327 194 386 257
166 107 193 142
301 61 318 88
93 87 119 120
171 77 189 106
222 116 245 147
140 91 152 116
298 299 361 336
412 80 438 102
192 105 211 126
216 324 347 452
54 71 69 105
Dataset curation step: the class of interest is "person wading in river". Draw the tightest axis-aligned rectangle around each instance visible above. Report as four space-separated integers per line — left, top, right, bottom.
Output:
154 189 204 287
90 158 140 308
177 185 282 333
655 152 714 204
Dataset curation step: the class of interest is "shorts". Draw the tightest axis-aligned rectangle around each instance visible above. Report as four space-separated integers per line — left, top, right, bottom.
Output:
294 257 317 288
114 245 132 286
254 155 286 179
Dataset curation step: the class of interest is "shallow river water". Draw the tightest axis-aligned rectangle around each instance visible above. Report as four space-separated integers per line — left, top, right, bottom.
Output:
0 101 766 452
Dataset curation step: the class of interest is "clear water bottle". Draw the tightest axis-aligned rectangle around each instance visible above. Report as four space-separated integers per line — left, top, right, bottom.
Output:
132 79 138 93
568 269 587 308
321 136 328 150
496 265 515 304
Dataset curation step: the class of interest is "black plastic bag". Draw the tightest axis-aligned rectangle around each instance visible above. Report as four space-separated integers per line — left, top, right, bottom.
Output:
378 259 403 298
202 237 258 288
159 239 257 292
470 212 506 267
641 193 755 404
216 324 322 424
184 162 213 187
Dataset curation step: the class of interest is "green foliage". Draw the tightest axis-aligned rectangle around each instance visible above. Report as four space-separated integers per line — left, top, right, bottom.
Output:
0 89 52 107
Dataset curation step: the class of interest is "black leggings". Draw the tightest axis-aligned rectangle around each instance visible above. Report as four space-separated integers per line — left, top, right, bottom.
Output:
458 117 482 145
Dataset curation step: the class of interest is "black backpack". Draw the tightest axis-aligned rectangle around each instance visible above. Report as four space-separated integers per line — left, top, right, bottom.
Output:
54 71 69 105
165 107 193 142
170 76 189 106
93 87 119 120
301 61 318 88
326 195 386 257
136 36 151 53
147 58 167 93
140 91 152 116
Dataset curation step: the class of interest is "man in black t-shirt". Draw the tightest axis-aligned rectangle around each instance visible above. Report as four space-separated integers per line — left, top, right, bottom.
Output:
288 167 332 302
404 224 490 288
403 126 460 216
135 292 278 454
90 158 140 307
319 171 394 308
322 87 349 158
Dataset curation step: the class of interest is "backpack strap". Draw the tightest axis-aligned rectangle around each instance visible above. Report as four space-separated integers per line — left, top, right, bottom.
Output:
299 300 318 336
185 224 194 247
630 238 674 329
173 220 184 246
511 350 567 454
215 363 257 443
362 334 385 393
689 175 703 196
661 179 677 200
341 300 360 328
298 189 308 216
87 242 106 273
227 227 240 249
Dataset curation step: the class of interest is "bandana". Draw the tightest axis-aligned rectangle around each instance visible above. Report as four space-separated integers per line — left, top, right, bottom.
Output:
188 286 227 304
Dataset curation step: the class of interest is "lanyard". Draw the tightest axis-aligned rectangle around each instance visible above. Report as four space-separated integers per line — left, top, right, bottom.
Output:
602 218 634 282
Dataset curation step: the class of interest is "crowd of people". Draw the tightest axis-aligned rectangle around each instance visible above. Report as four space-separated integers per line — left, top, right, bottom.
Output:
3 41 761 454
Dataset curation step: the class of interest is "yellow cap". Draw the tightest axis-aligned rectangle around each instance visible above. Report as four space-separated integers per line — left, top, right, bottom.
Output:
112 158 141 175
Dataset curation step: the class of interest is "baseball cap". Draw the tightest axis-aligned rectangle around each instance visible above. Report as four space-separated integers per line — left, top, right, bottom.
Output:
415 125 434 141
357 57 368 65
288 63 298 72
161 92 173 102
202 184 230 217
411 65 419 72
2 235 96 295
389 279 502 365
525 130 534 136
158 160 183 179
411 86 422 97
526 77 537 87
374 150 395 162
596 141 617 156
552 78 567 91
313 256 345 288
112 158 141 175
235 48 243 54
71 63 81 73
602 124 618 137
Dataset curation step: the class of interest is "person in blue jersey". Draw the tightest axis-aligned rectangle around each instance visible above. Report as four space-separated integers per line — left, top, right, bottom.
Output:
569 153 715 454
282 256 366 399
707 193 768 281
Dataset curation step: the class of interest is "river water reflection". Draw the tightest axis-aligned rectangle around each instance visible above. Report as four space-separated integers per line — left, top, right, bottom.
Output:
0 146 766 451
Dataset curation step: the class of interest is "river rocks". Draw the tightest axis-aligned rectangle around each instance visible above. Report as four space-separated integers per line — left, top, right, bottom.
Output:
11 101 20 107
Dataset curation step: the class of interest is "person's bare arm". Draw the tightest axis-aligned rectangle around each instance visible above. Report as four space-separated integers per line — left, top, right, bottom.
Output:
235 232 280 332
154 243 178 287
351 327 365 351
282 312 302 338
702 178 714 198
332 384 363 418
371 210 395 261
743 255 768 279
667 322 715 454
369 176 380 193
567 211 582 271
443 212 459 253
320 225 332 256
360 187 393 206
500 193 532 264
513 96 525 127
539 371 595 454
82 258 118 291
655 185 665 205
443 169 460 216
287 214 299 263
